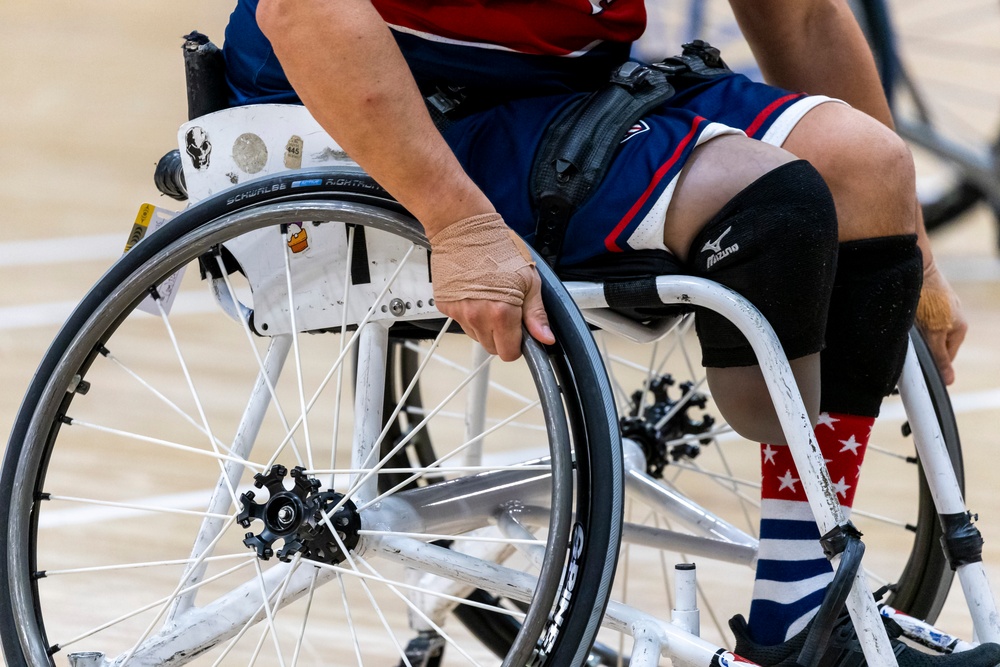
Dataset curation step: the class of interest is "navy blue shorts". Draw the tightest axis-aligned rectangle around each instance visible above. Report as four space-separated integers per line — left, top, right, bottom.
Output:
221 6 841 272
442 72 841 271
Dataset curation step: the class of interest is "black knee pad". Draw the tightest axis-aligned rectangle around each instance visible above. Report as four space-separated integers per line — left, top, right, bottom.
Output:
820 234 923 417
688 159 839 368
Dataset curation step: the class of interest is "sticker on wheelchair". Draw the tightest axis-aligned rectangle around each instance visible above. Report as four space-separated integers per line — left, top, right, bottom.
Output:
222 219 436 335
712 649 758 666
124 203 184 316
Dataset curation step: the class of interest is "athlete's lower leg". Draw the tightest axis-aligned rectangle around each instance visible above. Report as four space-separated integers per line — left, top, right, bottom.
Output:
742 100 925 653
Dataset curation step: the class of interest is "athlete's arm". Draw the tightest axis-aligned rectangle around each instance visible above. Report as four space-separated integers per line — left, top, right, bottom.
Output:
728 0 890 124
255 0 553 360
728 0 967 383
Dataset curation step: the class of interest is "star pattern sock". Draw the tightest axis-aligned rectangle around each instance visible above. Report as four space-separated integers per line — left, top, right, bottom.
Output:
746 412 873 646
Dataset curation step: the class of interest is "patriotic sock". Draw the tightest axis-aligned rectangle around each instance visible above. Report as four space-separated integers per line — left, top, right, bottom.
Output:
746 412 873 646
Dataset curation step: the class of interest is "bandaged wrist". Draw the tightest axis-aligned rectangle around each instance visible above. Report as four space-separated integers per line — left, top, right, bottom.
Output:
916 263 955 332
428 213 535 306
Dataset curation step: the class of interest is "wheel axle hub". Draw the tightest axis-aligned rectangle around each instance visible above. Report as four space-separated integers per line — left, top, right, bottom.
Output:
237 465 361 564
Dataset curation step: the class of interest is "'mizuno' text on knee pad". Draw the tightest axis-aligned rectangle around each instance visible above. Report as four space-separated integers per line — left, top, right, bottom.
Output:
688 159 839 368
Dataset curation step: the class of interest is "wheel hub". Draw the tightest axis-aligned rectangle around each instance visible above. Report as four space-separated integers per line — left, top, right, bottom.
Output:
237 464 361 564
619 374 715 478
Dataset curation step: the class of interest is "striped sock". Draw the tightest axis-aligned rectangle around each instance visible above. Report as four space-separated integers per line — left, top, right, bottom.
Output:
746 412 873 645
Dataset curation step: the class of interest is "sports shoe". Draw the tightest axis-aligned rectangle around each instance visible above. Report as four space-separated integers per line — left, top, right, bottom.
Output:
729 612 1000 666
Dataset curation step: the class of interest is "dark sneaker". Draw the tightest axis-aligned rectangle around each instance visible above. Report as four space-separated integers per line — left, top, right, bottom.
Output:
729 613 1000 666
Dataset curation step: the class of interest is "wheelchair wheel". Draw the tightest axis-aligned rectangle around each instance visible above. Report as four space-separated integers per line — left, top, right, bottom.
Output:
388 298 963 665
0 169 622 667
853 0 1000 234
581 318 962 658
440 315 962 662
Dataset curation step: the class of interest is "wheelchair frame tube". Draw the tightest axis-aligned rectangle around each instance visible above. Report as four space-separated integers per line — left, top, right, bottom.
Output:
169 333 293 622
623 437 758 548
566 277 899 666
351 321 391 505
898 344 1000 645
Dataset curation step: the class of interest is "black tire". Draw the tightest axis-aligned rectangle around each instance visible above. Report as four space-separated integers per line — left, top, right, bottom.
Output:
0 168 622 667
853 0 1000 235
400 325 965 661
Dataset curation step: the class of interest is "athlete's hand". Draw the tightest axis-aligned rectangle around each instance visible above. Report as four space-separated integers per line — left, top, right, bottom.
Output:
915 261 967 385
428 213 555 361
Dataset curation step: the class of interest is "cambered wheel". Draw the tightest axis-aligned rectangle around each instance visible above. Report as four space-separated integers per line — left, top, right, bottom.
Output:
0 169 622 667
431 310 962 661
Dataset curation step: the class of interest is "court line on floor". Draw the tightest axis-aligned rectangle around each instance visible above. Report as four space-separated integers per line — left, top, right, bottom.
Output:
0 233 124 267
0 290 219 331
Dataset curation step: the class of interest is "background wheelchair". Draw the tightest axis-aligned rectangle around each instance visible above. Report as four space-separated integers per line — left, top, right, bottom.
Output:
1 29 998 667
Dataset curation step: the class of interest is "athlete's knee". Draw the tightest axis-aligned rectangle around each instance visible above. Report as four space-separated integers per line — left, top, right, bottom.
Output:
687 159 839 368
835 121 916 234
787 105 917 239
663 135 796 261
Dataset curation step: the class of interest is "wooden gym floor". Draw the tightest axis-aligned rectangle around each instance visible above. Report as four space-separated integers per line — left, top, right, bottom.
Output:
1 1 998 664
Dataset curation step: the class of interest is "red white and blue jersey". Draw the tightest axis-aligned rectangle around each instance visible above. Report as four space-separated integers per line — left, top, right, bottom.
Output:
224 0 646 104
373 0 646 93
373 0 646 57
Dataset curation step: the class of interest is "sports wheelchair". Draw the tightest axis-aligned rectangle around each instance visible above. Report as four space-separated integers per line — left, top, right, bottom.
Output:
1 35 998 667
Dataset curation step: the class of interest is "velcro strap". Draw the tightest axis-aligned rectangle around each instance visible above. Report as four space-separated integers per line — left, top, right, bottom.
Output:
603 277 661 310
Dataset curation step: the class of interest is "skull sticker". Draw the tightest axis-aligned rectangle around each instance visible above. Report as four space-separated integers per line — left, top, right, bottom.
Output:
185 126 212 170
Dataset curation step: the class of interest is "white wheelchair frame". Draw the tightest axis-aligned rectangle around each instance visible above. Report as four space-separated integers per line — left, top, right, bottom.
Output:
2 103 998 667
172 104 1000 664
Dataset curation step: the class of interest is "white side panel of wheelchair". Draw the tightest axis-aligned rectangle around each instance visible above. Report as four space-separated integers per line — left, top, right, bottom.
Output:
225 222 436 335
177 105 436 333
177 104 357 203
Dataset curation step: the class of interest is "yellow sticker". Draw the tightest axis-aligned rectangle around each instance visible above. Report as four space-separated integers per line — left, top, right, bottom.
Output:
125 203 156 253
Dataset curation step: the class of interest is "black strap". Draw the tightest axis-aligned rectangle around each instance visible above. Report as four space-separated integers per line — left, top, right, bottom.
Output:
421 41 732 269
531 61 676 266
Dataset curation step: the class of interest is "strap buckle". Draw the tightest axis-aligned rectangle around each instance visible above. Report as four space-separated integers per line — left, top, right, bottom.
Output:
681 39 728 69
609 61 653 92
426 86 467 115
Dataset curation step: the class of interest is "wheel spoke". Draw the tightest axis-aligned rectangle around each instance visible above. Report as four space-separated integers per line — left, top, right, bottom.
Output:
7 198 614 666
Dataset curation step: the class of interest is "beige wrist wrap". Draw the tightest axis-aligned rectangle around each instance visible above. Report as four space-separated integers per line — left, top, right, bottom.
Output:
916 263 955 332
428 213 535 306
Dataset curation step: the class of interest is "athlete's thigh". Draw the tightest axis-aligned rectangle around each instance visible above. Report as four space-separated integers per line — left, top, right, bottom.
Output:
443 92 743 271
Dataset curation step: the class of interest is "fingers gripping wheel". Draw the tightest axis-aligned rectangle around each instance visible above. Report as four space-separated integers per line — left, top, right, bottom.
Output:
0 168 622 667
